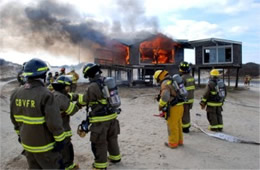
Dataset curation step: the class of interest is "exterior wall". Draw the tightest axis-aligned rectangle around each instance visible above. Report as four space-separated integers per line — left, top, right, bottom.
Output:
174 47 184 65
195 46 203 65
129 43 185 66
233 44 242 65
195 44 242 66
129 44 140 65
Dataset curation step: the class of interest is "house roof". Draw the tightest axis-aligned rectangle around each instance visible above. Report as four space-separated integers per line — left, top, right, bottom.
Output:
114 34 194 49
189 38 242 47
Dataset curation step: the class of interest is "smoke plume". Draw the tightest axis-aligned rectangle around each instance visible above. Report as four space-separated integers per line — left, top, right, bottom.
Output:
0 0 159 62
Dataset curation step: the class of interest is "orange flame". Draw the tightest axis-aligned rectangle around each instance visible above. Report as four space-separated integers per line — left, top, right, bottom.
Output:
95 41 129 65
139 34 179 64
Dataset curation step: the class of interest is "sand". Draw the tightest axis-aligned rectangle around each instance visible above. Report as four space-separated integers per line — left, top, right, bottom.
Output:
1 80 259 169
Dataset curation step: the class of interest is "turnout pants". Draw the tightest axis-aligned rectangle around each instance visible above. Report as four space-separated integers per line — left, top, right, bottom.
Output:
182 103 193 129
90 119 121 169
206 106 223 130
25 150 63 169
167 104 184 147
71 83 77 92
61 137 76 169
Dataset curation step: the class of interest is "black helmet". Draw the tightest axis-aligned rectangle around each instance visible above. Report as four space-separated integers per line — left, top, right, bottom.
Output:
52 75 72 91
48 72 53 76
23 58 49 78
179 61 190 73
82 63 102 78
22 62 27 70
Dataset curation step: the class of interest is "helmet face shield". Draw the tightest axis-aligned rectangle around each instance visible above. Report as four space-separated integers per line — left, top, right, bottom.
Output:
153 78 159 86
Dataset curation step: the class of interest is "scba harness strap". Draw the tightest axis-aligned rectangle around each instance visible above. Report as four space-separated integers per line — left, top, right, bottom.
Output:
88 78 120 123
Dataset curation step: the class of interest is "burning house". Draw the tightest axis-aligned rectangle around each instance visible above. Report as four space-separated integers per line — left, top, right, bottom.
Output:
94 33 193 86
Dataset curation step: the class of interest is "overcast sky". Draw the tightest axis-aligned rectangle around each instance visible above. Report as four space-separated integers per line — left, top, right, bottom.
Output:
0 0 259 66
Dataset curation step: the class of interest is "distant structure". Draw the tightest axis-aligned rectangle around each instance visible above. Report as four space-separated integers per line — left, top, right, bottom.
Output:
189 38 242 88
95 33 192 86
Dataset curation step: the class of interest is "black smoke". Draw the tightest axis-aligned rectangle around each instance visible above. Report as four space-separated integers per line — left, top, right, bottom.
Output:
0 0 159 58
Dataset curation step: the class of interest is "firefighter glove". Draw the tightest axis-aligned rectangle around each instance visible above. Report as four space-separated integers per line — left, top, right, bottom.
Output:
200 104 206 110
53 140 65 152
155 94 161 102
76 102 83 109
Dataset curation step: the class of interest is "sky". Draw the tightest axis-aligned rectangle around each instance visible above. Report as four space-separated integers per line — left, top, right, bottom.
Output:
0 0 260 66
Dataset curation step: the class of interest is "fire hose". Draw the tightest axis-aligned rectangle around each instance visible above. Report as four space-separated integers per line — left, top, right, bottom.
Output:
154 112 260 145
192 122 260 145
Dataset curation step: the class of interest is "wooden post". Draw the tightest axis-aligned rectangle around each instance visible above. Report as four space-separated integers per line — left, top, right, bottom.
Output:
198 68 201 87
192 67 195 77
138 68 141 80
235 68 239 88
222 68 225 83
117 70 121 81
108 68 112 77
228 68 230 87
127 69 133 87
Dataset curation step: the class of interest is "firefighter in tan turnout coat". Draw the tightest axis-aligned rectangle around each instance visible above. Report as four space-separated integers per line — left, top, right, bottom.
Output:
78 63 121 170
67 68 79 92
153 70 184 149
52 75 81 169
10 58 66 169
179 62 195 133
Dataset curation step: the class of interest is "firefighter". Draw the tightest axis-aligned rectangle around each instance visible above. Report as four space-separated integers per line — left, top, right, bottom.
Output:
179 62 195 133
153 70 184 149
200 69 227 132
17 62 26 86
60 67 66 76
46 72 54 91
78 63 121 170
244 75 251 87
54 71 59 80
52 75 81 170
46 72 54 86
10 58 66 169
67 68 79 92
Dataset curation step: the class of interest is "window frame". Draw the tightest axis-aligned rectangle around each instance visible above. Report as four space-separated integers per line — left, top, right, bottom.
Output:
202 45 233 65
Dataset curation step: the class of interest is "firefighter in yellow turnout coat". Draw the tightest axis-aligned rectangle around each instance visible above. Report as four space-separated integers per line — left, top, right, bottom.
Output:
52 75 81 169
10 58 66 169
179 62 195 133
154 70 184 149
78 63 121 169
67 68 79 92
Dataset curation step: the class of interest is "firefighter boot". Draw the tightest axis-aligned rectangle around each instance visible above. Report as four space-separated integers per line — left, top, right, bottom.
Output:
92 163 107 170
182 127 190 133
164 142 178 149
72 164 80 170
108 158 121 164
208 127 219 132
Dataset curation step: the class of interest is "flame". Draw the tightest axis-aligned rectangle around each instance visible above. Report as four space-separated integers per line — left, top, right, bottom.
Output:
139 34 179 64
95 41 129 65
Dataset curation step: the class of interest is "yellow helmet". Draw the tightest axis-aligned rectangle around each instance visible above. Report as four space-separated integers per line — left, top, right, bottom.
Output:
210 69 220 76
153 70 168 83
